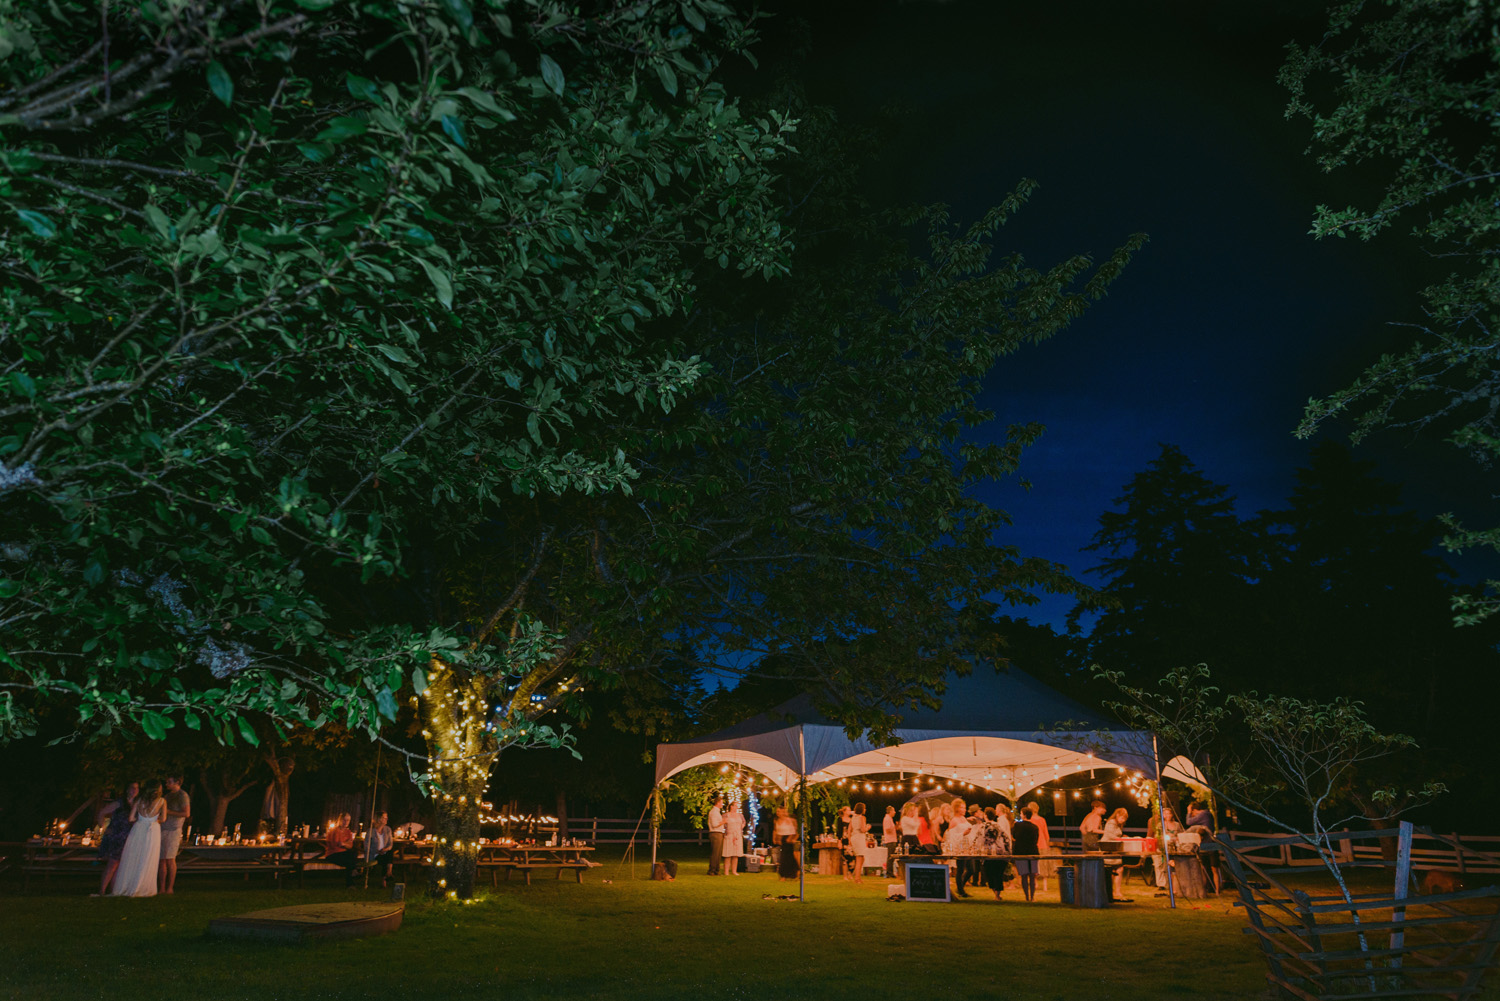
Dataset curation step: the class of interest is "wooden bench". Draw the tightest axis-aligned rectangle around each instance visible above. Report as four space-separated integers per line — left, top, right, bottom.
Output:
501 861 591 885
21 857 98 889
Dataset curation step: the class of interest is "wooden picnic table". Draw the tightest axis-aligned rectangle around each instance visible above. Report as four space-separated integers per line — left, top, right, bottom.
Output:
10 839 101 887
489 844 597 885
7 837 327 888
383 841 597 887
179 840 328 886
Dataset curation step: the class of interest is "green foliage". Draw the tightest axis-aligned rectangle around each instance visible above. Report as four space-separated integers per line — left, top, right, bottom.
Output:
418 84 1146 785
0 0 793 743
1283 0 1500 622
657 766 847 833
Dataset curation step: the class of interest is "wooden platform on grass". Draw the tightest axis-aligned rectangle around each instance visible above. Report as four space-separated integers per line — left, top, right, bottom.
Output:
208 901 404 943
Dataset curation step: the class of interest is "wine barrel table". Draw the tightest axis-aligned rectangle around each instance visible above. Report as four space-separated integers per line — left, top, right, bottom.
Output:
1074 856 1112 908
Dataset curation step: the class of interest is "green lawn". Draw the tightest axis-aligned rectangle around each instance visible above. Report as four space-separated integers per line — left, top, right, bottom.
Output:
0 850 1300 1000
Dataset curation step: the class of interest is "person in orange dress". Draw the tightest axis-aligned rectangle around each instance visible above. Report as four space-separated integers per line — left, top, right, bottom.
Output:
1025 799 1056 892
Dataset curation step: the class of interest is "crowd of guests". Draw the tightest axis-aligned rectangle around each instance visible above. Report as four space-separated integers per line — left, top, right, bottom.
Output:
887 796 1054 900
92 776 191 897
91 779 397 896
703 790 1221 902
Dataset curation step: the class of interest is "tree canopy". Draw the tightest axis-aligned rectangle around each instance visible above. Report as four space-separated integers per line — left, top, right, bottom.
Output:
0 0 792 744
1283 0 1500 623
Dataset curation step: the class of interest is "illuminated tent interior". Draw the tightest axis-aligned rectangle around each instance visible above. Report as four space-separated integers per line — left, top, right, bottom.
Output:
653 667 1159 801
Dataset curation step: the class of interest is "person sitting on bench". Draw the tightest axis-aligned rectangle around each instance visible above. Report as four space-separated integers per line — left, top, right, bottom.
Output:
321 813 360 888
365 811 395 888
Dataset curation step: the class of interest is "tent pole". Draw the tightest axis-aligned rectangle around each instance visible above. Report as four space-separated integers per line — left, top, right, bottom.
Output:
798 727 807 904
650 787 659 870
363 742 381 890
1153 732 1175 909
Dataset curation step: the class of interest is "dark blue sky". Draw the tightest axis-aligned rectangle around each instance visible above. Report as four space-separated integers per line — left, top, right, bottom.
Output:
783 1 1489 629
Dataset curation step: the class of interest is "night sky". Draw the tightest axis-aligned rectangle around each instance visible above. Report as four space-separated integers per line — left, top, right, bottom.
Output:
774 1 1491 629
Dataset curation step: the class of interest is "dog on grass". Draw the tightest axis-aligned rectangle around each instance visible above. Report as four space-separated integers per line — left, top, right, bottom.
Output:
1420 870 1464 895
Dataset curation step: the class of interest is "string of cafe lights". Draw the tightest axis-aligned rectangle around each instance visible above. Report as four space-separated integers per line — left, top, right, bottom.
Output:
714 756 1153 807
412 657 587 903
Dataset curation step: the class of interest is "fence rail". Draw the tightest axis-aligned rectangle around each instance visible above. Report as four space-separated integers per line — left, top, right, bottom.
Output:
539 820 1500 869
1218 826 1500 1001
1220 828 1500 876
523 817 707 845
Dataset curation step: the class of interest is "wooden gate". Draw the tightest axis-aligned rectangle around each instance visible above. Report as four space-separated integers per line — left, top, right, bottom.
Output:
1219 827 1500 1000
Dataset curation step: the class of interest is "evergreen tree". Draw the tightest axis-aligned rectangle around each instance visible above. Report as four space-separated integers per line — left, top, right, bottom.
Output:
1250 443 1500 827
1075 444 1253 681
1254 444 1456 721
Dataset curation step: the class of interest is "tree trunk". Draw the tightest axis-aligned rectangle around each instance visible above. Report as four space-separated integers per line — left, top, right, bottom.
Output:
430 766 485 899
262 752 296 837
198 767 255 838
556 788 569 842
207 791 230 838
421 664 497 900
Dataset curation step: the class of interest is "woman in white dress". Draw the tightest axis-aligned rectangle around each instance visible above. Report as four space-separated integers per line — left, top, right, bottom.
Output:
721 801 745 876
110 781 165 897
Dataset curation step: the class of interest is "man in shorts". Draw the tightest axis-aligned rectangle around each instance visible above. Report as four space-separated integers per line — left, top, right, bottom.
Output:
158 774 191 894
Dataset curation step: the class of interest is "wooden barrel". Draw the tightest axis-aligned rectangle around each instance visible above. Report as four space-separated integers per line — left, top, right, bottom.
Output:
1075 857 1111 908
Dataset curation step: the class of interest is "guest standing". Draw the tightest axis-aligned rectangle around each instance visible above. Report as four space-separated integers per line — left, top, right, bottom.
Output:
1185 800 1216 833
773 807 799 880
916 804 936 849
111 782 165 897
157 774 190 895
975 808 1014 899
899 803 921 854
943 804 973 897
722 801 745 876
1024 799 1056 892
94 782 138 897
1080 800 1106 850
881 806 898 846
846 803 869 883
1184 800 1220 891
1150 807 1183 889
706 794 726 876
932 802 951 842
1011 806 1041 902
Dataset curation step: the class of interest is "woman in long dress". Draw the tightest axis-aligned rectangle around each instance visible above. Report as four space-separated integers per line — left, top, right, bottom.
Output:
841 803 868 884
111 781 165 897
1025 799 1056 892
721 801 745 876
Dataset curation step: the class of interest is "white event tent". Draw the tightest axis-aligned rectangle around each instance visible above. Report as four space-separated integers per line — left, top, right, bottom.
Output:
655 666 1157 799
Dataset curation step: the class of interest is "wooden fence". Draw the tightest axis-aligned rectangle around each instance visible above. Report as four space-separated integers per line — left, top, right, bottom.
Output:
1219 826 1500 1001
530 817 708 845
1221 828 1500 877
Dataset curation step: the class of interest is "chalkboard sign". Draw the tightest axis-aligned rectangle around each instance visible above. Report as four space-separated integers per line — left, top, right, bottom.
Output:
904 863 952 903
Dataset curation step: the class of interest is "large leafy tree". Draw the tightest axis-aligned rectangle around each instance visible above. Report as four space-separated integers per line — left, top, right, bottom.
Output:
1283 0 1500 623
0 0 791 757
401 91 1145 894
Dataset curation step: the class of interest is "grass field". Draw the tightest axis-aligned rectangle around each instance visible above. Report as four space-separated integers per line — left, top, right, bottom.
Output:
0 849 1348 1001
